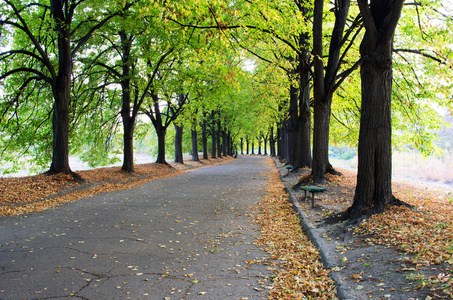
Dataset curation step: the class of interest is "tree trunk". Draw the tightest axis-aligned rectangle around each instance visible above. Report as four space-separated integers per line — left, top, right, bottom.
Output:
217 121 222 158
264 138 268 155
258 137 262 155
120 32 135 172
48 0 75 178
240 138 243 155
174 123 184 163
277 125 283 159
202 117 208 159
246 137 249 154
156 126 167 164
191 129 199 161
286 83 298 164
211 127 216 159
251 141 255 154
50 85 72 176
292 43 312 169
348 0 404 222
222 130 227 157
311 0 350 183
270 126 276 157
122 115 135 172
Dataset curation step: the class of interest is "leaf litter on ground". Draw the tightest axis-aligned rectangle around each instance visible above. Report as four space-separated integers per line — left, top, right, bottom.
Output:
297 168 453 297
251 159 337 299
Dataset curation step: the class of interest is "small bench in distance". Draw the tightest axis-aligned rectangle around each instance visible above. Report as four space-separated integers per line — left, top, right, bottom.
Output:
300 186 327 208
285 165 293 175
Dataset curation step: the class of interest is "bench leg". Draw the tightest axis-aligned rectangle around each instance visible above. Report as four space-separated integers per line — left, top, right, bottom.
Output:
303 190 308 202
311 192 315 208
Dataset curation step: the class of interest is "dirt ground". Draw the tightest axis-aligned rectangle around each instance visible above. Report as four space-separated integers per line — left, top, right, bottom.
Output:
275 158 452 299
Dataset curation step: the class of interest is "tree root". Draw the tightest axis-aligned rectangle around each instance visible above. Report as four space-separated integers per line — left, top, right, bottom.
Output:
324 195 417 228
45 169 84 183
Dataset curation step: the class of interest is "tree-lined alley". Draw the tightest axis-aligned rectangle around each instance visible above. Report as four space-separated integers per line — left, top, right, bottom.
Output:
1 1 452 221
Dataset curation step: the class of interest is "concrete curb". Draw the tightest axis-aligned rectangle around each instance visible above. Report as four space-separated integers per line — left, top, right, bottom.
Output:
284 187 356 300
274 159 356 299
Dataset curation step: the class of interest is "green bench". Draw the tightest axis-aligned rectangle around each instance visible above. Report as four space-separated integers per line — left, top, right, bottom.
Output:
285 165 293 175
300 186 327 208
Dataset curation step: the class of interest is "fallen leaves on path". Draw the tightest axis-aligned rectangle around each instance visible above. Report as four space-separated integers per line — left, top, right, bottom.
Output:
0 158 233 217
253 160 337 299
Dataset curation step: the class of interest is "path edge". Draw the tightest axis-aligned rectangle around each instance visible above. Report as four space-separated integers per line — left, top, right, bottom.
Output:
273 160 355 300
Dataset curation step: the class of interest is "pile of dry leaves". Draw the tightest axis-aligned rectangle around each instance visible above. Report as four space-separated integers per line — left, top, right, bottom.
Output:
252 160 338 299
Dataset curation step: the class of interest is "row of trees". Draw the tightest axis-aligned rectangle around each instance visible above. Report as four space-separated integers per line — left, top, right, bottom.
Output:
1 0 452 221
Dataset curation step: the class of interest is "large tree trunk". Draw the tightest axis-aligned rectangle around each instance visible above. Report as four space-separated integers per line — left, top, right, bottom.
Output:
120 31 135 173
202 117 208 159
348 0 404 223
122 115 135 172
311 0 350 183
293 43 312 169
191 129 199 162
174 123 184 163
48 0 75 178
155 125 167 164
50 85 72 176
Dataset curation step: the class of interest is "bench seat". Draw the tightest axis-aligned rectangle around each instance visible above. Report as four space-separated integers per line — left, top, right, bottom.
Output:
300 186 327 208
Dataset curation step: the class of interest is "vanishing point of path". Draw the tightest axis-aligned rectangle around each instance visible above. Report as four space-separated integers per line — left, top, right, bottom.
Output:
0 156 274 299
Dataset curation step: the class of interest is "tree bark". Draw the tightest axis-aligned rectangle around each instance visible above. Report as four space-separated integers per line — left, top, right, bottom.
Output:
311 0 350 183
348 0 404 222
174 123 184 163
258 136 262 155
120 31 135 173
222 129 227 157
155 125 167 164
191 129 199 161
277 125 283 159
211 127 216 159
293 43 312 169
122 115 135 172
217 121 222 158
210 113 216 158
240 138 244 155
270 126 276 157
246 137 249 154
227 131 232 156
48 0 75 178
202 117 208 159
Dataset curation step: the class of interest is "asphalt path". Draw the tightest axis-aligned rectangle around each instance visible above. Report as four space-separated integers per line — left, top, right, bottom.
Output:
0 156 274 299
